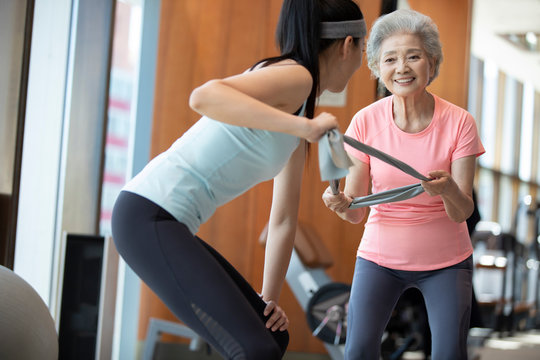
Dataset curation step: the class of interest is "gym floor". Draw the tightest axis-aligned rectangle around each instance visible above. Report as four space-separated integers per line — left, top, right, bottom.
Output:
149 329 540 360
151 343 332 360
472 330 540 360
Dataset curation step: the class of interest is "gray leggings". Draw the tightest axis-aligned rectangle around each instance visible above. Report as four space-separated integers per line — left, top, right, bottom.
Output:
345 256 473 360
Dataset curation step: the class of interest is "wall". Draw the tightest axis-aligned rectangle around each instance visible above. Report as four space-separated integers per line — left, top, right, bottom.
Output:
408 0 473 108
138 0 472 353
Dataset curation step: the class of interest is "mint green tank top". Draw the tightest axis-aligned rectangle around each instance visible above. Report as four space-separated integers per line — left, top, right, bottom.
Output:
124 105 304 234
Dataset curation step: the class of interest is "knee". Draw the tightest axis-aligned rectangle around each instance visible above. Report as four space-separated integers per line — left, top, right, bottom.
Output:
430 330 468 360
430 313 470 359
241 341 283 360
273 329 289 356
345 339 379 360
431 346 467 360
234 330 288 360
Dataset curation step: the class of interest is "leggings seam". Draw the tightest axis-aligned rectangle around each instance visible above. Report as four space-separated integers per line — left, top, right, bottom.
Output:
150 214 246 359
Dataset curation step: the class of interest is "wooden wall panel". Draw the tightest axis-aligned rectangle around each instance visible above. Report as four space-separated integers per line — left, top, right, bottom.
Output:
139 0 472 354
408 0 473 109
141 0 290 343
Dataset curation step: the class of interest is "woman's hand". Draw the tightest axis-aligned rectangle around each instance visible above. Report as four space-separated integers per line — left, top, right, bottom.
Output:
303 112 339 143
421 170 452 196
422 164 475 223
263 300 289 331
322 186 352 213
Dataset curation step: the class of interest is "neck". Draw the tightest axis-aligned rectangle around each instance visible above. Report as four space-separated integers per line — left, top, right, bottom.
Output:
317 46 341 95
392 91 434 133
318 55 331 95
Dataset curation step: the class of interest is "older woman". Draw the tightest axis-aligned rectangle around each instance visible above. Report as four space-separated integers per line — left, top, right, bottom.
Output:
322 9 484 359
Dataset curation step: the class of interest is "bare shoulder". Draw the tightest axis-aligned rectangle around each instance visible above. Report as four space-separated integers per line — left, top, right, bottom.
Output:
224 60 313 113
261 60 313 91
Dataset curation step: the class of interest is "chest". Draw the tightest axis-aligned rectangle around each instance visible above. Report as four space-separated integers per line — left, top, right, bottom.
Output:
369 130 454 188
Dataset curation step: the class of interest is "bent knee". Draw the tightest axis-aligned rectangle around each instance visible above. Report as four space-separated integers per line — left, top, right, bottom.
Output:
241 342 283 360
345 341 380 360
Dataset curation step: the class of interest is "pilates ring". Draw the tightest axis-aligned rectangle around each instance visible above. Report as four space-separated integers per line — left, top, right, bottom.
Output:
306 282 350 345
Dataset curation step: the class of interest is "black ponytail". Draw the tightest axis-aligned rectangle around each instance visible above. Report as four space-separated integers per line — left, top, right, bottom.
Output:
253 0 364 119
274 0 320 119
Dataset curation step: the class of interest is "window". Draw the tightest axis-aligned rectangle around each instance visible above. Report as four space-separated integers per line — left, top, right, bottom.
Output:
469 55 540 233
100 0 143 236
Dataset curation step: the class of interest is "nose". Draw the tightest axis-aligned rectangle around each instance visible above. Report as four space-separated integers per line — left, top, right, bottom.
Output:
396 57 409 73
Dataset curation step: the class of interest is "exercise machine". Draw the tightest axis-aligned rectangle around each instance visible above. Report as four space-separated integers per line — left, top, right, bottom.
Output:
511 195 540 330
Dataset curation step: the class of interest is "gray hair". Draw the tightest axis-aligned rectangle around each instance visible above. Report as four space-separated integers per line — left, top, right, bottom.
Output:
366 9 443 85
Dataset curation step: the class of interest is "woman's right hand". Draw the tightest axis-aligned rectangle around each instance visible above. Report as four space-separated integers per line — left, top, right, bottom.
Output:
263 300 289 331
322 186 352 213
303 112 339 143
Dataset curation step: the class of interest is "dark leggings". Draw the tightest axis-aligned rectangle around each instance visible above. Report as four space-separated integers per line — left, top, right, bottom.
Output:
111 191 289 360
345 256 473 360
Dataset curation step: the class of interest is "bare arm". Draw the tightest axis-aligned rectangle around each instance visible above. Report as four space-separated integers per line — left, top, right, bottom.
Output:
421 155 476 223
189 64 338 142
258 141 307 332
322 156 370 224
262 142 306 302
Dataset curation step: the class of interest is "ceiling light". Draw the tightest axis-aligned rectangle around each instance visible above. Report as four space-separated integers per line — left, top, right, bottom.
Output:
526 32 538 47
499 32 540 52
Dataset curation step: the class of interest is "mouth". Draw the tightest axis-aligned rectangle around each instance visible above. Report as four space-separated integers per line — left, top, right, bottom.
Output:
394 77 415 85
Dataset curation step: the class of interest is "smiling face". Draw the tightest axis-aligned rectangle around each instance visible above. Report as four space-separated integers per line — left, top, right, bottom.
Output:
378 32 435 98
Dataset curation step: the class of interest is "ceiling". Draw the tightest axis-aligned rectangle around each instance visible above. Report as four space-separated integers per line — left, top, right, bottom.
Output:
471 0 540 91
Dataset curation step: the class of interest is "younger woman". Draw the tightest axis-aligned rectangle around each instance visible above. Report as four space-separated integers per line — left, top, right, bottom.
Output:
112 1 367 359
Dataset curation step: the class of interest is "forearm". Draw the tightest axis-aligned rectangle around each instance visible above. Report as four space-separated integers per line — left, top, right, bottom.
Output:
423 158 476 223
440 179 474 223
261 145 304 302
336 206 367 224
261 223 295 302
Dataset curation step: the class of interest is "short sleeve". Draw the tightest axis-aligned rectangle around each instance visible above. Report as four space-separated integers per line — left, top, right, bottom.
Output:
452 113 485 162
345 112 370 164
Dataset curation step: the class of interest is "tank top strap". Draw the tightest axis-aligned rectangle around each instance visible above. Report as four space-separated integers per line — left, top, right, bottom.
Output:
298 100 308 117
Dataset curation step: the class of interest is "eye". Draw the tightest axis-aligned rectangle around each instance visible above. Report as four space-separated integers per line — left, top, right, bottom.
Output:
408 55 420 60
384 57 395 63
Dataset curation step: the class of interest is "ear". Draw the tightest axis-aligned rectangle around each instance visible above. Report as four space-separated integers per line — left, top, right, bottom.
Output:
341 35 355 59
429 57 437 77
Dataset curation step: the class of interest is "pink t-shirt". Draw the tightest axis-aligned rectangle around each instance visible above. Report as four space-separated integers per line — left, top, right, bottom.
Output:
345 94 485 271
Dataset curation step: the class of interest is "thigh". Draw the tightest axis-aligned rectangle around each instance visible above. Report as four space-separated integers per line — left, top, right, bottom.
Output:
345 257 406 360
112 192 285 359
196 236 289 354
155 227 286 360
419 257 473 360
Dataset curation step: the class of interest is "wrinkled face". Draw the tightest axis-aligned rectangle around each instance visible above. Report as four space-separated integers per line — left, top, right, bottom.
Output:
327 38 365 93
378 33 434 97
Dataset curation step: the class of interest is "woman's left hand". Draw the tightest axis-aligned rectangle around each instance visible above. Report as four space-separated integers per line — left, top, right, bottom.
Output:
263 300 289 331
322 186 352 213
421 170 452 196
